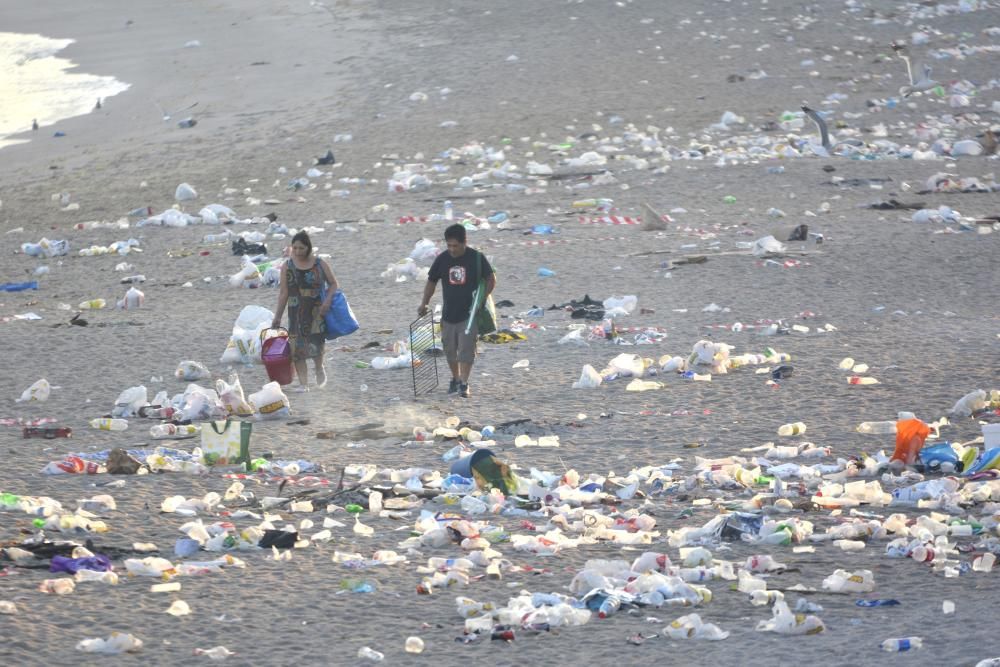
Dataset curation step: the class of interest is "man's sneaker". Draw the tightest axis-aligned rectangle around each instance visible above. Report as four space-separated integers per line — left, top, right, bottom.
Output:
459 383 471 398
447 379 460 395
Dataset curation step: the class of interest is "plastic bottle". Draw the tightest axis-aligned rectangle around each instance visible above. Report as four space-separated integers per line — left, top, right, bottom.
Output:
79 299 107 310
597 596 622 619
444 200 453 221
89 418 128 431
140 406 177 420
848 376 880 385
881 637 922 652
777 422 806 436
857 421 897 435
150 424 199 438
537 267 556 277
357 647 384 661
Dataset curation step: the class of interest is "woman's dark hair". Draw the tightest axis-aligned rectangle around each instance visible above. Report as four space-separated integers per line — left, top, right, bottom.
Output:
291 230 313 255
444 223 466 244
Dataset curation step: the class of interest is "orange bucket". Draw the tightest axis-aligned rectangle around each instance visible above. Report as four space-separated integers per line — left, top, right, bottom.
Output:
260 328 293 385
891 418 931 464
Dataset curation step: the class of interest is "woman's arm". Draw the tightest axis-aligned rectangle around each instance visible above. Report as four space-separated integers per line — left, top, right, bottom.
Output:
272 263 289 328
319 259 339 315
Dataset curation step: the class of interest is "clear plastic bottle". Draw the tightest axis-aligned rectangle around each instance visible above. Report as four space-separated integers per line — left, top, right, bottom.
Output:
90 418 128 431
149 423 199 438
777 422 806 436
597 596 621 619
444 200 453 221
357 646 384 661
78 298 107 310
857 421 897 435
881 637 922 652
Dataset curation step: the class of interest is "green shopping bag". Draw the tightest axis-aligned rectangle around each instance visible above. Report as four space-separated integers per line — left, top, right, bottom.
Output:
466 251 496 336
201 420 252 467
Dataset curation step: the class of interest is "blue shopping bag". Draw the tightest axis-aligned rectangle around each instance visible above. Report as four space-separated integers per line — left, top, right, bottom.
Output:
322 289 359 340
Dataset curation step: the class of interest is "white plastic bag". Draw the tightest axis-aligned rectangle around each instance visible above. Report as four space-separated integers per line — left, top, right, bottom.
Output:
76 633 144 654
112 385 148 418
950 389 987 417
558 329 589 346
216 373 253 416
249 381 290 420
176 360 210 381
179 384 226 421
221 306 274 365
175 183 198 201
603 295 638 316
609 353 646 377
119 287 144 310
371 353 413 370
752 235 785 256
572 365 603 389
16 379 51 403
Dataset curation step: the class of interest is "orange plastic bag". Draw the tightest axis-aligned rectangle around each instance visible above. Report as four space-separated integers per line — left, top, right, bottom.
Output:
891 418 931 464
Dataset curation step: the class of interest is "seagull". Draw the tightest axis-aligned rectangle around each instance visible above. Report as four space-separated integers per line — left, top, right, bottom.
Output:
801 105 831 154
801 105 865 157
892 43 939 97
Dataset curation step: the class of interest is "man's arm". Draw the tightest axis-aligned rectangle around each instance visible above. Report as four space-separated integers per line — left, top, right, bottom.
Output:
418 280 436 316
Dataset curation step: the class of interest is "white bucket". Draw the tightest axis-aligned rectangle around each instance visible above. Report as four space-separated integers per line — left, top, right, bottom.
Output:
984 423 1000 449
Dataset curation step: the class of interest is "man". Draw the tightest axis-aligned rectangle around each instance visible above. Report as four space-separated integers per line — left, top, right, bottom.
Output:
418 224 496 398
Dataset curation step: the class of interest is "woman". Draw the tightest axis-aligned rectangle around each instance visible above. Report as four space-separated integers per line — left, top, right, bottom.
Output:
272 231 338 391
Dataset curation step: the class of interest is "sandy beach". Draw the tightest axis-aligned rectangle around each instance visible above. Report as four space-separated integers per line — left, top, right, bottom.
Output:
1 0 999 665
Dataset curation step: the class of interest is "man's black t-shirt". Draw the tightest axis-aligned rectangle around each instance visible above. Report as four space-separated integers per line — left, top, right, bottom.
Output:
428 248 494 323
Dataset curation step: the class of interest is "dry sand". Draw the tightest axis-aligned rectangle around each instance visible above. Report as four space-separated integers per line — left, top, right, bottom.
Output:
1 0 999 665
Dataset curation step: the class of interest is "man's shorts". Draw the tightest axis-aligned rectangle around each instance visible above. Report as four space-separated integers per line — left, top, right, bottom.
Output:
441 320 478 364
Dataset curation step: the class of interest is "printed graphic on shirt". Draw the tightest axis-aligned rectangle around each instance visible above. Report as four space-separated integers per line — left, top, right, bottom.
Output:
448 266 467 286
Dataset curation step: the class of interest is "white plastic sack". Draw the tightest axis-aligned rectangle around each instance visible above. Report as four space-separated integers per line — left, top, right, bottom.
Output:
371 353 413 370
572 365 603 389
176 361 210 381
249 381 290 420
112 385 148 418
119 287 144 310
16 379 51 403
752 235 785 257
409 239 440 264
179 384 226 421
603 295 638 315
175 183 198 201
221 306 274 365
950 389 987 417
217 373 254 416
229 257 262 288
609 353 646 377
558 329 588 346
76 633 144 654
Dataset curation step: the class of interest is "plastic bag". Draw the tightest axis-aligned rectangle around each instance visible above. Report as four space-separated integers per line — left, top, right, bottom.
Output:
609 353 646 377
752 235 786 256
558 329 588 346
179 384 226 421
229 256 262 288
409 239 440 264
16 378 51 403
118 287 144 309
221 306 274 364
603 295 638 316
248 381 290 420
175 182 197 201
176 361 210 381
572 365 603 389
371 353 412 370
112 385 148 418
217 373 254 416
950 389 987 417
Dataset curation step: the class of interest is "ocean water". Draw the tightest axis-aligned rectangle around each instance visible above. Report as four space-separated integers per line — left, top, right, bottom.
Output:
0 31 130 150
